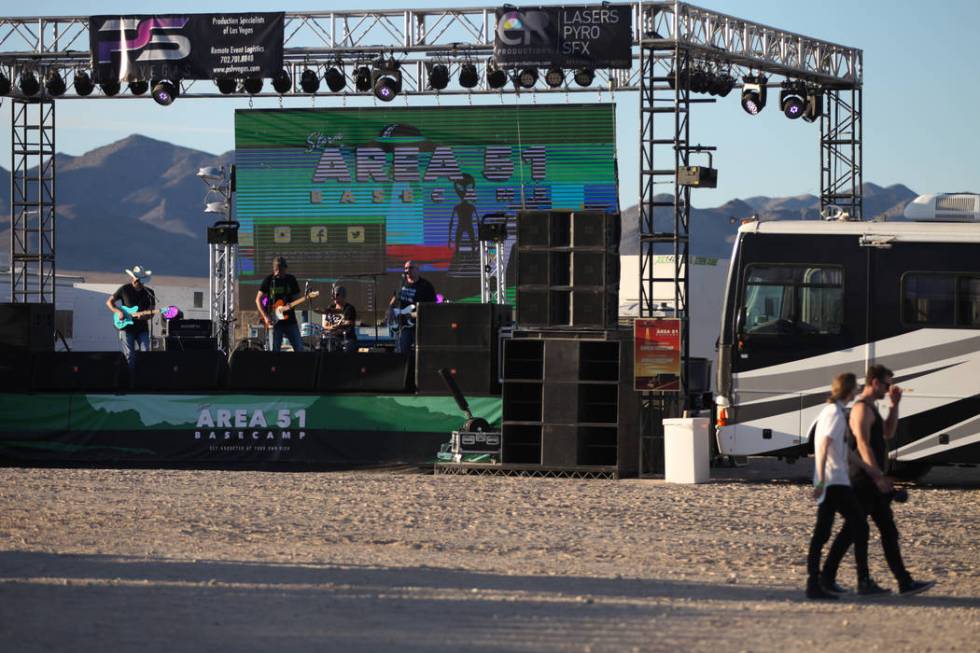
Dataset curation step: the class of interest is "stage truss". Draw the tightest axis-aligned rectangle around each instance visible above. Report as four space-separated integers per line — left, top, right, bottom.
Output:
1 2 863 399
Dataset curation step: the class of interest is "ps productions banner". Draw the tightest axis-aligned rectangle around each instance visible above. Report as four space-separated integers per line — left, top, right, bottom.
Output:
494 5 632 69
634 318 682 391
89 13 284 82
234 104 619 314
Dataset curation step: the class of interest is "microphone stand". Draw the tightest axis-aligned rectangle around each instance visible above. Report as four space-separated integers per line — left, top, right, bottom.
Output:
343 270 389 346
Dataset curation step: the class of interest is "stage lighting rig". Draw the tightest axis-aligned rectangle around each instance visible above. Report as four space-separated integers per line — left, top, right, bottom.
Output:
274 69 294 94
740 75 768 115
128 80 148 95
243 77 263 94
517 68 537 89
45 71 66 96
325 66 345 92
709 72 735 97
151 79 179 106
0 72 9 96
544 67 564 88
299 69 320 94
354 65 372 92
486 59 508 89
99 80 120 96
573 68 595 87
73 71 94 96
371 58 402 102
689 67 709 94
803 86 824 123
215 77 236 94
18 71 40 96
459 63 479 89
780 81 806 119
428 63 450 90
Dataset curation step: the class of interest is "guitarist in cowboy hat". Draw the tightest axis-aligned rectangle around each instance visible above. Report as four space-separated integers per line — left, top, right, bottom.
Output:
106 265 157 370
256 255 305 352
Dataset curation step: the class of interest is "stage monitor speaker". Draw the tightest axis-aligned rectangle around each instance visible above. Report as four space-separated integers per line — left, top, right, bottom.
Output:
133 351 228 391
416 303 512 349
30 351 128 392
0 349 32 392
317 352 408 393
416 347 497 395
0 303 54 352
229 351 319 392
165 336 217 351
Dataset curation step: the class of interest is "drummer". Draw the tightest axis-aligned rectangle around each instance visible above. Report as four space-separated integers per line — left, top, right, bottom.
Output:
322 285 358 353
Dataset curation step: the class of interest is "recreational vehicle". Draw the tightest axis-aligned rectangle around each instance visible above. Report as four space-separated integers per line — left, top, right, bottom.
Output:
714 197 980 474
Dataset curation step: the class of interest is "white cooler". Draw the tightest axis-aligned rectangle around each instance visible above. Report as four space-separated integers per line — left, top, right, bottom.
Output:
663 417 710 484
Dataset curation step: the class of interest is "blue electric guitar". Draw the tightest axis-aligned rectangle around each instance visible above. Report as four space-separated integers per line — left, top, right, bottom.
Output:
113 304 180 330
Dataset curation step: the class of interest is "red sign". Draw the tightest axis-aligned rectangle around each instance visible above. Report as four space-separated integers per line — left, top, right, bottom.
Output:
634 318 681 391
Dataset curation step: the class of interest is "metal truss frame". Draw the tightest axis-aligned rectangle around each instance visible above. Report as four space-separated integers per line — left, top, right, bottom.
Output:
9 99 56 303
209 240 237 353
434 462 619 479
821 88 863 220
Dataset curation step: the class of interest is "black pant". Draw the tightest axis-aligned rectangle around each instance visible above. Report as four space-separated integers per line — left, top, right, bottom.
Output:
807 485 870 581
822 484 912 585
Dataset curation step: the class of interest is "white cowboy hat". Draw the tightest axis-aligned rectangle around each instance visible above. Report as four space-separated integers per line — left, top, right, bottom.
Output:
125 265 152 283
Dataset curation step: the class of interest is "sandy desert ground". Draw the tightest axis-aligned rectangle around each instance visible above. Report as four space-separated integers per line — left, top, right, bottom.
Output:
0 461 977 652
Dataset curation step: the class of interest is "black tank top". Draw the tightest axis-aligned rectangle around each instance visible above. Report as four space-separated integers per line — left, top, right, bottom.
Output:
849 399 886 486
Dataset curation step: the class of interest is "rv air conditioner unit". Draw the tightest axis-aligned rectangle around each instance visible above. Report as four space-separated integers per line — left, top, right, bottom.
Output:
904 193 980 222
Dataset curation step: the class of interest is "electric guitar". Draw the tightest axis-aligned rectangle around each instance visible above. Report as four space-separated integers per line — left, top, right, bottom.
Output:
264 291 320 327
387 303 417 333
113 305 180 330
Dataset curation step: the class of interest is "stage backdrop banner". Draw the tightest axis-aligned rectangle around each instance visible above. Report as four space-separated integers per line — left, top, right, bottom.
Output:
494 5 633 69
89 13 284 82
234 104 619 317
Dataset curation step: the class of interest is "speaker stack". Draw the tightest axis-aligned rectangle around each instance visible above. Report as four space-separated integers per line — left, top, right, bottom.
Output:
415 303 512 395
0 302 54 352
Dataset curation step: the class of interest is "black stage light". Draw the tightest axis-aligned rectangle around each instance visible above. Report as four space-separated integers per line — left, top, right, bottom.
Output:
689 68 709 94
458 63 479 89
486 59 508 89
573 67 594 87
151 79 178 105
803 87 824 123
274 69 294 94
299 69 320 94
710 72 734 97
325 67 345 92
73 70 94 96
0 72 10 96
428 63 449 90
243 77 263 94
44 71 66 96
780 82 806 119
128 79 148 95
99 80 121 96
18 71 40 96
371 59 401 101
374 76 398 101
517 67 537 89
544 67 564 88
216 77 237 94
740 75 767 115
354 66 372 92
667 68 688 91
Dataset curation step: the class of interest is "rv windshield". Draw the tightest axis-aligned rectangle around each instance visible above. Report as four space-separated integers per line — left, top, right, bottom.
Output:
741 265 843 335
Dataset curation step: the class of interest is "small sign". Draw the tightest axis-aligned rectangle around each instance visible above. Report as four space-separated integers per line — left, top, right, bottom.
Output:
347 226 365 243
634 317 682 391
273 226 291 243
310 226 328 243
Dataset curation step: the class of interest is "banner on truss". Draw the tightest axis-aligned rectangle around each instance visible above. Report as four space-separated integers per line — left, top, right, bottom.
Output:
493 4 632 69
89 13 284 82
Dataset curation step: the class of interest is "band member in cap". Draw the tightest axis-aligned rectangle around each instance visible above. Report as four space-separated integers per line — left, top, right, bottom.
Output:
256 256 304 352
322 285 358 353
389 259 437 355
107 265 156 370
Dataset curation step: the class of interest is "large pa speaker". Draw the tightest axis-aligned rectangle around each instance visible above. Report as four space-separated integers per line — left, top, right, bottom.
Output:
165 336 217 351
0 349 31 392
415 347 497 395
132 351 228 391
30 351 128 392
516 288 617 329
415 303 512 349
317 352 409 393
516 210 619 250
229 350 319 392
0 303 54 352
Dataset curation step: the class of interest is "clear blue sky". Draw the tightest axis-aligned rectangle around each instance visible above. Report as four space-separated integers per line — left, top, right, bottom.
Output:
2 0 978 208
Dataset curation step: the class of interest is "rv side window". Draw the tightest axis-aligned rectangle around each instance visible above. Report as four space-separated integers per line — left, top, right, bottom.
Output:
902 273 980 327
741 265 843 335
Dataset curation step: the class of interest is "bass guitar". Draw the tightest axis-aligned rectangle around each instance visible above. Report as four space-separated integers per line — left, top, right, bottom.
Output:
264 291 320 327
387 303 417 334
114 305 180 330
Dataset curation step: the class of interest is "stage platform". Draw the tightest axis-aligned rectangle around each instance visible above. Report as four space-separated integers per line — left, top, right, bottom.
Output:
0 392 501 467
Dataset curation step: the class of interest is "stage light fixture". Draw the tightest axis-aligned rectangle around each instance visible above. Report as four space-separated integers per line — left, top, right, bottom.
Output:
780 81 806 119
544 67 564 88
354 66 372 92
18 71 40 96
573 68 595 87
73 71 94 96
0 73 10 96
710 72 735 97
299 69 320 94
740 75 767 115
486 59 508 89
371 58 402 101
129 80 148 95
689 68 709 94
458 63 479 89
274 69 294 94
803 87 824 123
44 71 66 96
215 77 236 94
243 77 263 94
666 68 686 91
151 79 178 106
517 67 537 89
428 63 449 90
99 80 120 97
325 67 345 92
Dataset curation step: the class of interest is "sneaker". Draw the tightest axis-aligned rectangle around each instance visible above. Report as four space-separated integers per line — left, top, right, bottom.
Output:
820 578 849 594
806 579 840 601
899 579 935 597
857 578 892 596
